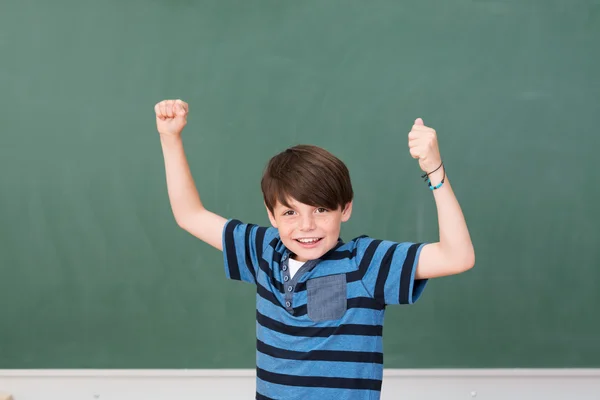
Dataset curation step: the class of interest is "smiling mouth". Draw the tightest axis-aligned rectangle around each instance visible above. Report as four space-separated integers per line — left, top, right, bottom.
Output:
295 238 323 244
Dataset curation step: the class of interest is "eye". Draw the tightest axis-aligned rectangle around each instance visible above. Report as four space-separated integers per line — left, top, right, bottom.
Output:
283 210 296 216
315 207 328 214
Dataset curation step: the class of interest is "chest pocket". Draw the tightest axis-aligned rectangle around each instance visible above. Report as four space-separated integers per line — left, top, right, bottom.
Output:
306 274 347 322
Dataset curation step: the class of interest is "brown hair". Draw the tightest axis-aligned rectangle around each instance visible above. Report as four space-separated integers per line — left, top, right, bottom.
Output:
261 144 354 213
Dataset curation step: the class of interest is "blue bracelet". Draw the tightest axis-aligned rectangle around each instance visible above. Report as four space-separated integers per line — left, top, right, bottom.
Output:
422 162 445 190
426 177 444 190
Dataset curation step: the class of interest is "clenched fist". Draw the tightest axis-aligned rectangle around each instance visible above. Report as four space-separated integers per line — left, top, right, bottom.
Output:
154 99 188 137
408 118 442 173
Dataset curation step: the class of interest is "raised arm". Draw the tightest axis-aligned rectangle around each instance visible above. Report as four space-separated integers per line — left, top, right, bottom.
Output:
408 118 475 279
155 99 227 250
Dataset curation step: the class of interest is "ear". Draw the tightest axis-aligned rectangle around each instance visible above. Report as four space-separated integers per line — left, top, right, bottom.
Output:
341 201 353 222
265 202 278 228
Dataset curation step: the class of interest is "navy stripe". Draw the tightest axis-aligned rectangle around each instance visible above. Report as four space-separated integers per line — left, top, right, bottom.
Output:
295 281 307 293
257 368 382 391
255 227 267 261
322 249 353 260
268 238 280 255
347 296 383 311
374 244 398 306
224 220 242 281
257 282 284 310
294 304 307 317
399 243 420 304
259 258 284 293
244 224 257 282
347 239 382 282
293 304 307 315
256 392 276 400
257 339 383 364
257 311 382 337
293 296 382 317
319 238 350 259
272 250 282 265
261 238 286 293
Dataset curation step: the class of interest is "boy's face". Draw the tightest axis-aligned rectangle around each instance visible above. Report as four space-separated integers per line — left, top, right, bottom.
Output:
267 198 353 262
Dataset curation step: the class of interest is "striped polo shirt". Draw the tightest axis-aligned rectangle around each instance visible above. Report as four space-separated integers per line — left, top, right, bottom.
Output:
222 219 428 400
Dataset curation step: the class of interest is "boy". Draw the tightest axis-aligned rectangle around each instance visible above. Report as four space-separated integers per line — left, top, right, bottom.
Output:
154 99 474 400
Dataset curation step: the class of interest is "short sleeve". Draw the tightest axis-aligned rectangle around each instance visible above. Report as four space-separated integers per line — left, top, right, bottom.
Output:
222 219 279 284
355 237 428 305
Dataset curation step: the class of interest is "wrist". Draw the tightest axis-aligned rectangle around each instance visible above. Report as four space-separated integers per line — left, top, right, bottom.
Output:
427 167 445 186
160 134 183 146
421 161 445 190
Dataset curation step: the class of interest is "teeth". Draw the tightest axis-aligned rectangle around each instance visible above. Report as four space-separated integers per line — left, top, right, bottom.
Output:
297 238 320 244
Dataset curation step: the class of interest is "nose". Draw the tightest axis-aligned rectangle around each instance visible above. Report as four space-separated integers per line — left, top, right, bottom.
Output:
299 214 316 231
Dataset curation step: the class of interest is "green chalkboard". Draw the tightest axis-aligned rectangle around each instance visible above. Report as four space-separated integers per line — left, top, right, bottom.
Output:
1 0 599 368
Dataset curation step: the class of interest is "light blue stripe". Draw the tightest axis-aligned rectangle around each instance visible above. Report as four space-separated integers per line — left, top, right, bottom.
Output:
408 243 428 304
257 323 383 353
300 259 358 280
258 354 383 380
256 260 285 288
346 280 374 298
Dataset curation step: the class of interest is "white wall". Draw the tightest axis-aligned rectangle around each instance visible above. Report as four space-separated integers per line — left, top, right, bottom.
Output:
1 369 599 400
